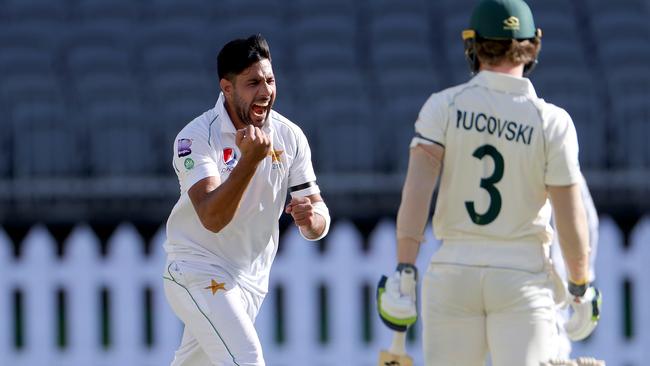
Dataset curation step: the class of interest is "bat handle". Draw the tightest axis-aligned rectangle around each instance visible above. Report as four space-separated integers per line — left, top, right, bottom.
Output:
400 267 415 292
389 331 407 356
390 267 414 356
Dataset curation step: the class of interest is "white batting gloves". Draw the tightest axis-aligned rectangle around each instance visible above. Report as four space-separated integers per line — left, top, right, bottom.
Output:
565 285 602 341
377 264 417 332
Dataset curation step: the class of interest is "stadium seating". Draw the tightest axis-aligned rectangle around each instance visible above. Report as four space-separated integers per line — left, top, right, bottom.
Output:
290 0 367 141
0 104 11 178
611 94 650 168
66 45 132 80
146 0 213 22
75 0 140 26
1 0 68 24
376 97 427 172
0 0 645 181
584 0 650 167
0 74 63 107
0 23 61 53
309 98 375 173
85 102 156 176
439 0 474 84
156 99 213 174
210 0 287 72
147 70 216 110
11 103 84 177
0 47 54 78
367 0 441 102
527 0 577 18
532 65 606 168
136 20 208 53
72 73 141 110
141 44 207 77
531 29 606 168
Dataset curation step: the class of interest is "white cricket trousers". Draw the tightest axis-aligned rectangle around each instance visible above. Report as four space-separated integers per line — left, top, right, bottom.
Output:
163 260 265 366
422 263 560 366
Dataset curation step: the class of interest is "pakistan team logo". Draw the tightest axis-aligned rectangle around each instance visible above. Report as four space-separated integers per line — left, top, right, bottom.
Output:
184 157 194 170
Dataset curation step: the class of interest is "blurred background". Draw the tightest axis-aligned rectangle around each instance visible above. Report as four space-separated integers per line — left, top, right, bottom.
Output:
0 0 648 365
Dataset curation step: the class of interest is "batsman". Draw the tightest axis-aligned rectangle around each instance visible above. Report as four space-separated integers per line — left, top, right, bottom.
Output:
376 0 601 365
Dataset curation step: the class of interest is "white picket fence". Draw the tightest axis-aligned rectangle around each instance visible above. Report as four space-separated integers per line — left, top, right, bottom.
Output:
0 216 649 366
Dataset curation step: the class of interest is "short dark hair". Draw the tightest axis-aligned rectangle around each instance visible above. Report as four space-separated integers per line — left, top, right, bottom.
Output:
217 34 272 81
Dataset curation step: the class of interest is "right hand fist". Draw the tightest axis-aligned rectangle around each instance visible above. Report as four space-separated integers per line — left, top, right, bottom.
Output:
236 125 271 163
377 264 418 332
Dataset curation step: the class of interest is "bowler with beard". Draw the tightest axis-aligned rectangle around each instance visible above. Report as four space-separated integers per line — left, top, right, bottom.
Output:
163 34 330 366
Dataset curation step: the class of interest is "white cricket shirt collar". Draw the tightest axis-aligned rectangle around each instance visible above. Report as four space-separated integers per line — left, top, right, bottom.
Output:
471 70 537 98
215 92 272 134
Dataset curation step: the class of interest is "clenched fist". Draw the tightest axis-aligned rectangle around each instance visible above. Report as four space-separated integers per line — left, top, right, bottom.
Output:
236 125 271 163
285 196 318 227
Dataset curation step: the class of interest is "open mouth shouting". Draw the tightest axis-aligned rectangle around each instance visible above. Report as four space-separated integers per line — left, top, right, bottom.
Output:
251 101 271 124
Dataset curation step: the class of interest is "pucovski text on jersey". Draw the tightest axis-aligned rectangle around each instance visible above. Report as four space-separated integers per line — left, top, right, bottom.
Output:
456 109 534 145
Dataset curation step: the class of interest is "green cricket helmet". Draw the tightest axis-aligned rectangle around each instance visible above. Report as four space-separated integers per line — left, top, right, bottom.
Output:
462 0 542 75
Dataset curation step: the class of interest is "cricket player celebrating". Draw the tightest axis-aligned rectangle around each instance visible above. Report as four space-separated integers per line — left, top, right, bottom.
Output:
377 1 601 365
163 34 330 366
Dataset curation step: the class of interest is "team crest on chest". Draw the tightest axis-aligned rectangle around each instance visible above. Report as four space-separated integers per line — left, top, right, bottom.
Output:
221 147 238 173
268 150 283 169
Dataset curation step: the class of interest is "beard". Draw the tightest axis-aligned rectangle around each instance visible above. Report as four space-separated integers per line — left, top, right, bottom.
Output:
232 90 273 128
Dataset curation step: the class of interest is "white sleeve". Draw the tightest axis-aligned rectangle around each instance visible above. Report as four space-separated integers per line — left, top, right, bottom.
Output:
173 123 220 193
544 109 582 186
411 92 448 148
288 128 319 197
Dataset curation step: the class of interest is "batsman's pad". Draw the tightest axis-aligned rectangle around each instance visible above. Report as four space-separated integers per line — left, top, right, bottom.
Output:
377 267 417 332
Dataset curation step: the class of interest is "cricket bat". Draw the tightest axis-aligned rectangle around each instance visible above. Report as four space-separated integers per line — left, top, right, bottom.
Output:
378 267 415 366
377 331 413 366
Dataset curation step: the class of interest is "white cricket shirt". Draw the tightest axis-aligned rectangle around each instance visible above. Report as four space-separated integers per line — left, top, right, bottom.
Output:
164 93 319 297
414 71 582 251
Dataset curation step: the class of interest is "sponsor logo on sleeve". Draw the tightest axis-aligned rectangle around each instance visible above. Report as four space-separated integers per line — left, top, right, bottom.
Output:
177 138 192 157
184 157 194 170
220 147 238 173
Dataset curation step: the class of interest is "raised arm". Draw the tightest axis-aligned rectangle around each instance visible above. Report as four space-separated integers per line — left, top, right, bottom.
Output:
189 125 270 233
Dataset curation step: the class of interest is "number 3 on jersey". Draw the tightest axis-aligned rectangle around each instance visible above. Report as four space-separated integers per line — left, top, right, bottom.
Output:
465 144 504 225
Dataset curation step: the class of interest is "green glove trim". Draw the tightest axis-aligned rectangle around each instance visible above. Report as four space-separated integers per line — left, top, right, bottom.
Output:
377 287 417 327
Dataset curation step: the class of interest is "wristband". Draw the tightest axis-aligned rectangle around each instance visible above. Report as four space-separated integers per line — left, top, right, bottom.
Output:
568 280 588 297
300 200 330 241
396 263 418 280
